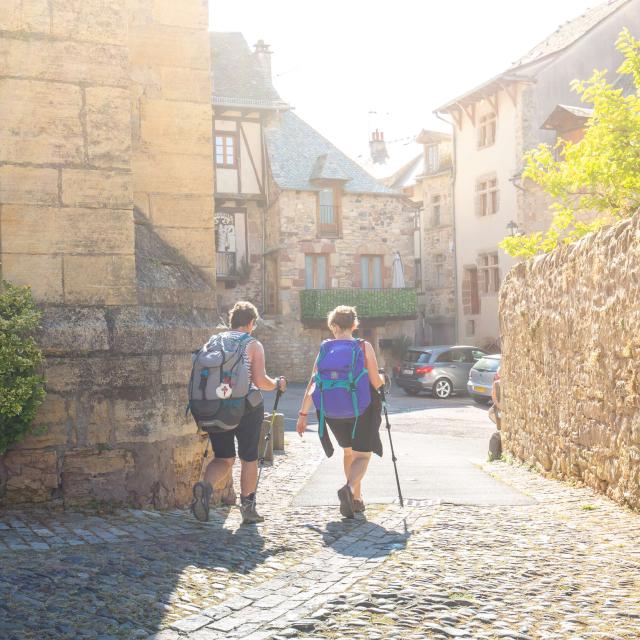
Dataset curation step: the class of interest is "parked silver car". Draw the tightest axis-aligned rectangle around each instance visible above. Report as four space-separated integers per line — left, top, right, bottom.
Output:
397 345 487 399
467 354 501 404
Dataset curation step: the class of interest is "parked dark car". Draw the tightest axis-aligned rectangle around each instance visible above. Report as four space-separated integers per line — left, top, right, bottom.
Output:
467 354 501 404
397 345 487 399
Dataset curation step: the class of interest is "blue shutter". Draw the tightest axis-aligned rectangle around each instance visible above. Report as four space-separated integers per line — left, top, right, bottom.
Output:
373 256 382 288
361 256 369 288
317 255 327 289
305 255 313 289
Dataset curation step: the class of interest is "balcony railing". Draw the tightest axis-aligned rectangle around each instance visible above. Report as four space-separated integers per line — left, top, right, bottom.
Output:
217 251 237 278
300 288 417 322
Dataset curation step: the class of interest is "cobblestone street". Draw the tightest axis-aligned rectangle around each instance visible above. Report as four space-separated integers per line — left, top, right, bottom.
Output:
1 400 639 640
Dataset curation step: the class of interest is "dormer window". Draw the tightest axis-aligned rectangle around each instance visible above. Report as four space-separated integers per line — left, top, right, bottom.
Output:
426 144 439 172
317 186 341 237
478 113 496 148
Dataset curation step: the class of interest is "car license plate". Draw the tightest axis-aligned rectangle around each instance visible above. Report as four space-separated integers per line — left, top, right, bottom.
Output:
403 369 413 375
474 385 487 393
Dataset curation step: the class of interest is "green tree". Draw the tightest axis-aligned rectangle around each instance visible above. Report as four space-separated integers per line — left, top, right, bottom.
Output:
501 29 640 258
0 281 45 454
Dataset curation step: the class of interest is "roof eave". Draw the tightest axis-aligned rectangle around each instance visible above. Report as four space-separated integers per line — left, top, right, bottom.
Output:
213 96 291 111
435 73 535 114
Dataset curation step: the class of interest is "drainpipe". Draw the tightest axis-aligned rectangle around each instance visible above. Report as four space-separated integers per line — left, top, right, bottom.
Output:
434 110 458 343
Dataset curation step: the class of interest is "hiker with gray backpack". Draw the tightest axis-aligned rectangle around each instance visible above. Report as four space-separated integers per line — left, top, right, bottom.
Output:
187 301 286 524
296 305 385 519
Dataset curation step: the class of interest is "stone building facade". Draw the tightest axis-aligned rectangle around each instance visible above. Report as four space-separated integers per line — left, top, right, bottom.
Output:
262 111 417 381
415 130 456 345
499 212 640 511
0 0 221 507
209 34 418 381
436 0 640 347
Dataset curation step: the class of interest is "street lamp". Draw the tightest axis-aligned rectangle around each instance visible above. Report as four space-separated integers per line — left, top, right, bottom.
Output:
506 220 521 237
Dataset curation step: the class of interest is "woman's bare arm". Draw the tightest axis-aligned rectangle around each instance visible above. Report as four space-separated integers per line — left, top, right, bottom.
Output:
364 341 384 389
247 340 282 391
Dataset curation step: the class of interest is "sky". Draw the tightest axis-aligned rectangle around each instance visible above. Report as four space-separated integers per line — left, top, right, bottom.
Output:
210 0 601 172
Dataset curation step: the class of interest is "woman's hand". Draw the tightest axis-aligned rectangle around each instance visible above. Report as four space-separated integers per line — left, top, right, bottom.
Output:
277 376 287 393
296 413 308 437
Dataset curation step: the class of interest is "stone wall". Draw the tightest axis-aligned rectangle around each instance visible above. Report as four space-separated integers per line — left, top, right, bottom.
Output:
420 169 455 343
499 213 640 511
0 0 224 508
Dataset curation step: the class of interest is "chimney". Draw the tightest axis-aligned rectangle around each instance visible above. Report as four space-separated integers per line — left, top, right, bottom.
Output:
369 129 389 164
254 39 272 81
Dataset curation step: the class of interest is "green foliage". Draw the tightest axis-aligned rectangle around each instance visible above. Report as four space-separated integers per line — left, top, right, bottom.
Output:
501 29 640 258
300 288 417 320
0 281 45 455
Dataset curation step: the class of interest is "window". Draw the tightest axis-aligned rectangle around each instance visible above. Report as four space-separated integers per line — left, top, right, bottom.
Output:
317 187 340 237
426 144 439 172
406 350 431 364
478 113 496 147
305 254 327 289
478 252 500 293
463 266 480 315
476 177 499 216
215 133 237 167
431 195 441 227
215 210 247 277
434 253 444 288
436 349 466 364
414 258 422 291
466 319 476 336
360 255 382 288
265 255 278 315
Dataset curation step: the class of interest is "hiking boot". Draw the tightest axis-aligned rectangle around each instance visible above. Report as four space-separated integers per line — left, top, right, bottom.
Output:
191 481 213 522
337 484 355 519
240 493 265 525
354 498 366 513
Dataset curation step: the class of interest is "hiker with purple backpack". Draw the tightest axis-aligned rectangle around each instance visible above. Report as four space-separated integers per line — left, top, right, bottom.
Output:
296 305 385 519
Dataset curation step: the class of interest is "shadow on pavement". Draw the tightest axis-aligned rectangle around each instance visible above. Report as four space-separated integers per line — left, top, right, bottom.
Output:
304 518 410 559
0 508 292 640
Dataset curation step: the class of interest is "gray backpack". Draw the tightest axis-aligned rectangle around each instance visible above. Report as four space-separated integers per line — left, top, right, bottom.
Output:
187 332 260 432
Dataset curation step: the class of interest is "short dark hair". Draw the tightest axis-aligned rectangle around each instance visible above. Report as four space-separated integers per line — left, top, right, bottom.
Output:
327 305 359 331
229 301 259 329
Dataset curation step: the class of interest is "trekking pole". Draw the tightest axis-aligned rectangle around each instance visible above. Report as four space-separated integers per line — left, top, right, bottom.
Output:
380 388 404 508
254 381 284 503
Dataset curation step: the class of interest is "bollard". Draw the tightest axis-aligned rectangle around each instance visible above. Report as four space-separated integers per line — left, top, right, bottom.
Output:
272 413 285 451
259 417 274 463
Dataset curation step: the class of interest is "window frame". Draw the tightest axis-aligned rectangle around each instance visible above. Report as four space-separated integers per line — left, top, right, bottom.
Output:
316 185 342 238
431 194 441 227
478 112 497 148
360 254 383 289
476 176 499 216
215 132 238 168
426 144 439 172
478 252 500 294
305 254 328 289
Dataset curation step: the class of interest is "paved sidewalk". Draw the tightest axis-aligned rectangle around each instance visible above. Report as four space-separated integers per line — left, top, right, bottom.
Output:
1 426 639 640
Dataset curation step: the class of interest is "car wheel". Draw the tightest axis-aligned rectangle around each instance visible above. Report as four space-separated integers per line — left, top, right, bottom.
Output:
433 378 453 399
403 388 420 396
472 395 490 405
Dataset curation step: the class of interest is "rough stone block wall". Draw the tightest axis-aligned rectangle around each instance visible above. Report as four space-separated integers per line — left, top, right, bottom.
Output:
0 0 225 508
499 213 640 511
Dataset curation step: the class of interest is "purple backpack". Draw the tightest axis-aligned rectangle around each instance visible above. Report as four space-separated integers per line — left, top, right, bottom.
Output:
311 339 372 438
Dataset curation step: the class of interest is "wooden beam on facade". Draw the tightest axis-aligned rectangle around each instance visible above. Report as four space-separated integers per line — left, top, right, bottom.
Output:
487 92 499 117
239 122 264 193
459 102 476 126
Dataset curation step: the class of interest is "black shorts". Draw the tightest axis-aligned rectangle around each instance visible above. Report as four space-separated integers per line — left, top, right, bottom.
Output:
209 403 264 461
324 409 377 453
